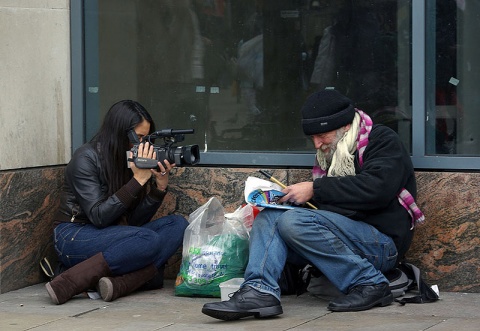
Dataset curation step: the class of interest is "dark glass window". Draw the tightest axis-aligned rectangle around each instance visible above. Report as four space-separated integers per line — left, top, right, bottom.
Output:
426 0 480 156
77 0 479 169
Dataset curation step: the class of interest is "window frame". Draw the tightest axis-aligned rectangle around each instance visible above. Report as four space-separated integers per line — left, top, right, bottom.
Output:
70 0 480 170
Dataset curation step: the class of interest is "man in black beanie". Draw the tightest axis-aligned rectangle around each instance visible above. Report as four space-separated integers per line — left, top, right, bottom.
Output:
202 89 422 320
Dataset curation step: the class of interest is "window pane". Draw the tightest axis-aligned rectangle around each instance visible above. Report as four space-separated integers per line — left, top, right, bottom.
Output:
426 0 480 155
85 0 412 155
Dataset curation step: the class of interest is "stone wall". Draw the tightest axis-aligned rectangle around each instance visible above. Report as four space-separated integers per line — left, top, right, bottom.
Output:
0 167 64 293
409 172 480 293
0 1 71 171
1 167 479 294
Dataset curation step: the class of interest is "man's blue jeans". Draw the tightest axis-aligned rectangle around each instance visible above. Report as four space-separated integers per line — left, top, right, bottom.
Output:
53 215 188 275
243 208 397 300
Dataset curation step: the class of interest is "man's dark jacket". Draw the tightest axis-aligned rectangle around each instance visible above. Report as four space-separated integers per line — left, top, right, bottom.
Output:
312 124 416 261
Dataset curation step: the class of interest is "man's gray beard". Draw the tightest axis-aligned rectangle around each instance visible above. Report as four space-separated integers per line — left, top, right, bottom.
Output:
317 129 345 169
321 147 336 168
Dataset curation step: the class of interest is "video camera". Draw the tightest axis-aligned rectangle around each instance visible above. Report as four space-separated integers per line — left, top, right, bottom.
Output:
127 129 200 169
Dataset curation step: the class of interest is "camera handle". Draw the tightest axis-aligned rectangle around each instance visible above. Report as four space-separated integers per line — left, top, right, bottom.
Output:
132 157 159 169
126 151 159 169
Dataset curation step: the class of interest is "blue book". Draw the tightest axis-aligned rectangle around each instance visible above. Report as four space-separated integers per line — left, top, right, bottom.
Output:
244 176 295 210
246 189 295 210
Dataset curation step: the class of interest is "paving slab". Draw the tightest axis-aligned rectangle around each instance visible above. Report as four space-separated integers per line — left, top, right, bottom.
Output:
1 281 479 331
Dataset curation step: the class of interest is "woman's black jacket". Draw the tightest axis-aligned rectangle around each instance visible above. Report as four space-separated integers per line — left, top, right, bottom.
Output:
54 143 166 228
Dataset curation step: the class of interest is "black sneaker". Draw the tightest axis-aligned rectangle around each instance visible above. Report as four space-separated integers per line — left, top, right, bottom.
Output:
328 283 393 312
202 285 283 321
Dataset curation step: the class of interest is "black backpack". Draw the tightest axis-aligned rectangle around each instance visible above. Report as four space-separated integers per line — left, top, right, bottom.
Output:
385 261 439 304
279 261 439 304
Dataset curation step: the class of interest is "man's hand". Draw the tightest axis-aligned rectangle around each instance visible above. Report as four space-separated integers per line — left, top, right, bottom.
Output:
279 182 314 206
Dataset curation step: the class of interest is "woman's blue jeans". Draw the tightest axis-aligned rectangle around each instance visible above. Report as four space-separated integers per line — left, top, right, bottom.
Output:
53 215 189 275
243 208 397 300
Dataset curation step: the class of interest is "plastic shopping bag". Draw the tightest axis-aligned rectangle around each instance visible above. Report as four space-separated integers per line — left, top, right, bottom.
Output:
174 197 252 297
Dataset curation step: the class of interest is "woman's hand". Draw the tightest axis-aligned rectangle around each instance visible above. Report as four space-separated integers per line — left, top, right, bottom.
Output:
129 142 156 186
151 158 175 191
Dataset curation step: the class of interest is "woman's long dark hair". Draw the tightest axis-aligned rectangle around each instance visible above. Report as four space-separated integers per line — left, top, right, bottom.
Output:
90 100 155 196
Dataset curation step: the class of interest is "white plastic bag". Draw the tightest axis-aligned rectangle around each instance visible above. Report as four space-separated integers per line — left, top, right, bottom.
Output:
175 197 251 297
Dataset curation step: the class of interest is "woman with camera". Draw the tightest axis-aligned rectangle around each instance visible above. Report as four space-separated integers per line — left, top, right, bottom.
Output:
45 100 189 305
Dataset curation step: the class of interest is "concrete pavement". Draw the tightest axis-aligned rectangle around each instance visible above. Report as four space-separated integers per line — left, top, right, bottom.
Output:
1 280 479 330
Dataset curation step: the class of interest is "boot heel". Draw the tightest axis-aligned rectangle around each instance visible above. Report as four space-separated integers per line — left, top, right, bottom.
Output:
98 277 115 302
45 282 60 305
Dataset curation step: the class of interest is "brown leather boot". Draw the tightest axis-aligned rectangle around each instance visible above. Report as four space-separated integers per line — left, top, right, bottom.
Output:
98 264 157 302
137 265 165 291
45 252 111 305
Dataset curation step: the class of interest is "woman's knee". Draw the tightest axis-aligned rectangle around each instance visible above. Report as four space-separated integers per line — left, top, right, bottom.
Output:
150 214 189 236
173 217 189 242
137 229 161 246
171 215 189 232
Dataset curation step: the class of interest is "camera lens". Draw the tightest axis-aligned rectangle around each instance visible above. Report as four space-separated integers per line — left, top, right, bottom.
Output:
183 145 200 165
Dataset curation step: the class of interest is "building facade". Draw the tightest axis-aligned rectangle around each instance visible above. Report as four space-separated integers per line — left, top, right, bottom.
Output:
0 0 479 293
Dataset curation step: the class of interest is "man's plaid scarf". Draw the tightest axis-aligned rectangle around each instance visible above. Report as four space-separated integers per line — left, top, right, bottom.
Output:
312 109 425 229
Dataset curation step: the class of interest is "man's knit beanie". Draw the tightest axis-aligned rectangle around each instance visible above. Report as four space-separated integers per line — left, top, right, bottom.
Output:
301 89 355 135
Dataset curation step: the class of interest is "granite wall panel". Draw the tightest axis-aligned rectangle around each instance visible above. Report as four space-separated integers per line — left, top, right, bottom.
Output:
0 167 64 293
408 172 480 293
1 167 479 294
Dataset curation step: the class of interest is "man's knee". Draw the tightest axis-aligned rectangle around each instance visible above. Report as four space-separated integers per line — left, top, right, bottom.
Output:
277 209 338 239
251 209 284 229
277 210 307 239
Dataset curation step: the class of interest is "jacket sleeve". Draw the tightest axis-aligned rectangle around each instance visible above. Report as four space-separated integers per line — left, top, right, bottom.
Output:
125 185 167 226
312 125 410 212
66 147 155 228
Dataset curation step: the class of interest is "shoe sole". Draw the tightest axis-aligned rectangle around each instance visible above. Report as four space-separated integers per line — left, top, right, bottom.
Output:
45 282 60 305
98 277 114 302
328 293 393 312
202 305 283 321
